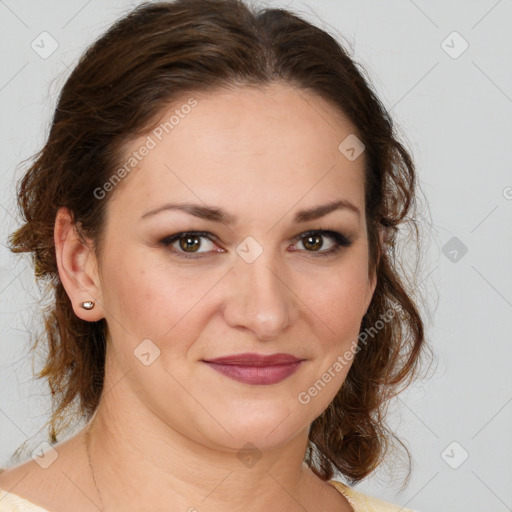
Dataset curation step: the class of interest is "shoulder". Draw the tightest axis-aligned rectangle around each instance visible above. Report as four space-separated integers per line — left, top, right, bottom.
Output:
0 431 93 512
0 466 51 512
328 480 418 512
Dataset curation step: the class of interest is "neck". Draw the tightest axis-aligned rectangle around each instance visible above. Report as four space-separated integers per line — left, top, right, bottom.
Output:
85 378 324 512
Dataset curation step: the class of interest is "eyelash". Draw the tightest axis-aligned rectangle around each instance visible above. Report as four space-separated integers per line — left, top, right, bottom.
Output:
159 230 352 259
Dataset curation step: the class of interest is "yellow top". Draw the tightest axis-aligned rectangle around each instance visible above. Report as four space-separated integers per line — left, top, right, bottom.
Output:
0 479 415 512
328 480 416 511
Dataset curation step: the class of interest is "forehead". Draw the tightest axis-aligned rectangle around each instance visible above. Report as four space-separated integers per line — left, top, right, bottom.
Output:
107 82 366 223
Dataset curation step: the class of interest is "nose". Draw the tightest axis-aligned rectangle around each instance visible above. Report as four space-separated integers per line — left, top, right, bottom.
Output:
222 252 297 341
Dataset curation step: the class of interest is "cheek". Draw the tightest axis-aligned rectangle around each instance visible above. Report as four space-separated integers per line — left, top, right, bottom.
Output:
100 249 221 344
304 263 369 338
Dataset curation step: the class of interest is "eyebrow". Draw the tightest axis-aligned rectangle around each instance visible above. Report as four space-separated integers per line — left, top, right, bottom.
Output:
140 199 360 224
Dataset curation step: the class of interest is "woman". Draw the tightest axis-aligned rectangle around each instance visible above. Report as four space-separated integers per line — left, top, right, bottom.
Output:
0 0 428 510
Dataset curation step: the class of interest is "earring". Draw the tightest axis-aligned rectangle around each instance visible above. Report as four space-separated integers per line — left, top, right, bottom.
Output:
80 301 95 310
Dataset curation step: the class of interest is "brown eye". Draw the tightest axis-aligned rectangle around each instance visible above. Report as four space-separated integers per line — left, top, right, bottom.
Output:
179 235 201 252
294 230 352 257
302 234 323 251
160 231 219 258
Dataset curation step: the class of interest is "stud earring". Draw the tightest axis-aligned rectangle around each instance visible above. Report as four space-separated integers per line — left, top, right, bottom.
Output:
80 301 95 310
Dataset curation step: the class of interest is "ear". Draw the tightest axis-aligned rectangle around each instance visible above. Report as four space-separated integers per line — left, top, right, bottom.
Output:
362 224 385 316
54 207 104 321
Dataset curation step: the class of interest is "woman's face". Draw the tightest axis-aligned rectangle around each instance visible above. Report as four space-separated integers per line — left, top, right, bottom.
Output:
93 82 376 452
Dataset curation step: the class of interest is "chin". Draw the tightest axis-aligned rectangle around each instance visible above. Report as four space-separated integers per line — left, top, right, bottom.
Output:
206 406 308 451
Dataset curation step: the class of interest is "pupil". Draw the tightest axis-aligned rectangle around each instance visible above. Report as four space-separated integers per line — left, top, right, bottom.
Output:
180 236 200 252
304 235 322 251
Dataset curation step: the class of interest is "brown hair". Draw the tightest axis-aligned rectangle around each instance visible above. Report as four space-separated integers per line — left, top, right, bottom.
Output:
9 0 430 484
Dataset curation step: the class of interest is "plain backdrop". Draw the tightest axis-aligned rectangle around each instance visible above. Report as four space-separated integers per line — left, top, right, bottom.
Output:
0 1 511 511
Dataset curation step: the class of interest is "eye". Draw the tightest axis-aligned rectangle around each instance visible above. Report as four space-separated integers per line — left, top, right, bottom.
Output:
160 231 221 258
292 230 352 257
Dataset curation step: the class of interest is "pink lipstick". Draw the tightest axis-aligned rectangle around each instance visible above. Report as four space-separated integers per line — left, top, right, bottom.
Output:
203 352 304 385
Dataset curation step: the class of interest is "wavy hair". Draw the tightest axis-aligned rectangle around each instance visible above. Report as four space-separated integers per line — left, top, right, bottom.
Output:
9 0 430 484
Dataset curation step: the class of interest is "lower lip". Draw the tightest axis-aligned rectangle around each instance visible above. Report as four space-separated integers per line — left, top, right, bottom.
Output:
204 361 304 385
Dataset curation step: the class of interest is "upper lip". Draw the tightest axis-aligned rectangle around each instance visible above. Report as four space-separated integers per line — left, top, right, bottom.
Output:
203 352 304 366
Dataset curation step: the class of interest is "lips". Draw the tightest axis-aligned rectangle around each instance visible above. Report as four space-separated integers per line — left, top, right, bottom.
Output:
204 352 303 366
203 352 305 385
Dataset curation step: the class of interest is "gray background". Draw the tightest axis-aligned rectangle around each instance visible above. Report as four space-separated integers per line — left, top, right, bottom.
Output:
1 1 511 511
